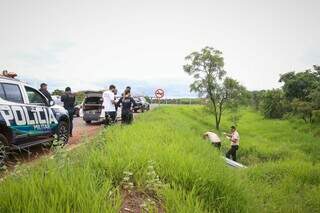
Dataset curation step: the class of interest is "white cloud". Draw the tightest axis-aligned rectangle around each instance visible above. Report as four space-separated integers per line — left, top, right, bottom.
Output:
0 0 319 93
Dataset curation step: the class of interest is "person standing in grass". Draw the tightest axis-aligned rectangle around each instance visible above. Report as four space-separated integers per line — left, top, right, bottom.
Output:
102 85 117 125
117 90 136 124
203 132 221 149
224 126 240 161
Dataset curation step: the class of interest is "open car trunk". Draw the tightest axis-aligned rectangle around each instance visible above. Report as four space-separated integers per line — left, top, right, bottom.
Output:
83 92 103 112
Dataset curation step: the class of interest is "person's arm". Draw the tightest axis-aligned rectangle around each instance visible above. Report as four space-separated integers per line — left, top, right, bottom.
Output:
60 94 65 102
223 132 232 137
47 93 53 102
71 94 76 106
116 97 123 108
131 97 137 106
110 93 115 104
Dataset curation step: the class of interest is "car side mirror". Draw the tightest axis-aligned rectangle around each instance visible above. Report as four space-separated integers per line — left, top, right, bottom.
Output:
49 100 55 106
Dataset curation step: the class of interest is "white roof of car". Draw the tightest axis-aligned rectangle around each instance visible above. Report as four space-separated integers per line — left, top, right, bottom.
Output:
0 76 30 87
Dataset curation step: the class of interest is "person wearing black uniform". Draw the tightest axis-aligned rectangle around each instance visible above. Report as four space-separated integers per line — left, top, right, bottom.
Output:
61 87 76 137
117 90 136 124
39 83 53 102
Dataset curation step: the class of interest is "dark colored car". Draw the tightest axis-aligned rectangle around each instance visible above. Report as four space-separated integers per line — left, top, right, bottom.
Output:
0 74 70 165
133 96 150 113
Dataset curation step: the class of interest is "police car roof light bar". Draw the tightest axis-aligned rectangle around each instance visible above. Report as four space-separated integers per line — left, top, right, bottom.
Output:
1 70 18 78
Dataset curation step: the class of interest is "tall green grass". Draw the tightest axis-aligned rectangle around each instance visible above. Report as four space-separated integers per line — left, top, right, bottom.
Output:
0 106 319 212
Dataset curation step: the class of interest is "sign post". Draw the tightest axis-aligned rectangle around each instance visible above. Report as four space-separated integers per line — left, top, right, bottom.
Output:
155 89 165 106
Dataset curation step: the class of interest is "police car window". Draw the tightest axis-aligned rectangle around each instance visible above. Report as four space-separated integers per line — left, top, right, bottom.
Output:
25 86 47 105
2 83 24 103
0 84 5 99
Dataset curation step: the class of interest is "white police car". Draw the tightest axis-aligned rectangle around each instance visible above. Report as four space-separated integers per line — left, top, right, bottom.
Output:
0 72 70 164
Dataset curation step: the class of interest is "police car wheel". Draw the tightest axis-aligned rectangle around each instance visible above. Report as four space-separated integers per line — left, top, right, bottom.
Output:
57 121 69 144
0 134 8 168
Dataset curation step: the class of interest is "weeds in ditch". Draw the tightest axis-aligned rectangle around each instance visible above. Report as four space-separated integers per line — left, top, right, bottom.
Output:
0 106 319 213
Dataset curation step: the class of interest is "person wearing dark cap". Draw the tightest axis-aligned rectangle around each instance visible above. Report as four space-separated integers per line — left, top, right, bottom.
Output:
61 87 76 137
39 83 53 102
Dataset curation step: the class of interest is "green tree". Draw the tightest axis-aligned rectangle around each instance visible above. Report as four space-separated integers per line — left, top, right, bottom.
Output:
251 90 265 111
183 46 243 130
291 99 313 123
309 86 320 122
262 89 285 119
52 89 64 96
279 65 320 122
279 68 320 102
224 78 247 126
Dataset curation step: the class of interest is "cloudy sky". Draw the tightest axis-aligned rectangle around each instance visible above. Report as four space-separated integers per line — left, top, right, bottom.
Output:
0 0 319 95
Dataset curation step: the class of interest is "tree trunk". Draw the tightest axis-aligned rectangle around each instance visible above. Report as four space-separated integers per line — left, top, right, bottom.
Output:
215 120 220 130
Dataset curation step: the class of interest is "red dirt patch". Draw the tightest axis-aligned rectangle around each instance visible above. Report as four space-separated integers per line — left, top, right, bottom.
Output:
120 189 165 213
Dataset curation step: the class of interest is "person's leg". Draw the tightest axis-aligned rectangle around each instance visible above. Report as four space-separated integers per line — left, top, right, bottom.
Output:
128 112 133 124
121 112 127 124
231 146 238 161
68 109 74 136
124 113 130 124
217 142 221 150
113 110 117 122
105 112 111 126
235 145 239 161
112 111 116 123
226 147 232 159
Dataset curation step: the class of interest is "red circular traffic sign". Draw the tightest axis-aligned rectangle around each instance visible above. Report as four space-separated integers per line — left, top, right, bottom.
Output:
155 89 165 99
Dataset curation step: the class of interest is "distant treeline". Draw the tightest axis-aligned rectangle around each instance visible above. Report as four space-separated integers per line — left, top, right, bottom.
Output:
250 65 320 123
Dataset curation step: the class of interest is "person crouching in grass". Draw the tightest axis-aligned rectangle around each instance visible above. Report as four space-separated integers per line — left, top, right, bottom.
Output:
224 126 240 161
203 132 221 149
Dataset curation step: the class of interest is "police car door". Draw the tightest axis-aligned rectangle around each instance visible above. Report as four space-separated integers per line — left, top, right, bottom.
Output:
0 82 39 144
22 86 53 140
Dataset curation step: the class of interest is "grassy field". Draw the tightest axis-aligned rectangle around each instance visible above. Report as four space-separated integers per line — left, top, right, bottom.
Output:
0 106 320 212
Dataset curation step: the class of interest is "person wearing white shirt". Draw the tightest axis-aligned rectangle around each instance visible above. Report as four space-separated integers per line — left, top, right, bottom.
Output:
102 85 116 125
203 131 221 149
224 126 240 161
